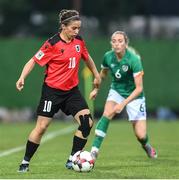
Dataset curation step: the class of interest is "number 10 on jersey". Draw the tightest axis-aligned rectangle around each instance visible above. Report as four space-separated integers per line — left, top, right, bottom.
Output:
69 57 76 68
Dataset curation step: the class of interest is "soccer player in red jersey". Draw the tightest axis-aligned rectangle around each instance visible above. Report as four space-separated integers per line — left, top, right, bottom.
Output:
16 9 101 172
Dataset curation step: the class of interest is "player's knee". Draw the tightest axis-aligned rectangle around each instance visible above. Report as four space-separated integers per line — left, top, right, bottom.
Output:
103 111 115 119
37 123 49 135
78 114 93 138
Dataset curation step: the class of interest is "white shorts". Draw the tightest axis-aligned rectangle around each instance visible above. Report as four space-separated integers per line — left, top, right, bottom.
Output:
107 89 147 121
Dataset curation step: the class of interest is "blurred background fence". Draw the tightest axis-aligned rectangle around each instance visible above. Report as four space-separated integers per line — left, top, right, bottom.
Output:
0 0 179 121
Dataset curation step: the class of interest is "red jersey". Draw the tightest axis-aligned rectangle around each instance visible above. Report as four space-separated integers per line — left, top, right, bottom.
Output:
33 34 89 91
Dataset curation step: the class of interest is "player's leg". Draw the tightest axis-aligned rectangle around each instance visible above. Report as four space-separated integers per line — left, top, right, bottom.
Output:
132 120 157 158
91 89 124 160
65 109 94 169
18 83 58 172
126 97 157 158
90 101 116 160
18 116 52 172
64 87 94 169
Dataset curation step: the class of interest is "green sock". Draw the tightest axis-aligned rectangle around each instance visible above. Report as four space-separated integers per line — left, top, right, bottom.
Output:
92 116 110 149
138 135 149 146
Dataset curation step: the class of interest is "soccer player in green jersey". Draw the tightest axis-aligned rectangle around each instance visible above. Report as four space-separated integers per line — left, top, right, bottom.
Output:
90 31 157 162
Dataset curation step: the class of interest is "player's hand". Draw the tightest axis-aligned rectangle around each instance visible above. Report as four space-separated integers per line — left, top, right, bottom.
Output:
89 88 99 100
16 77 24 91
93 76 101 89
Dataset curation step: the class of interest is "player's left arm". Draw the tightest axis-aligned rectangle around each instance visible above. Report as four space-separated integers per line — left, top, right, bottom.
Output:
84 54 101 89
115 72 144 113
123 72 144 105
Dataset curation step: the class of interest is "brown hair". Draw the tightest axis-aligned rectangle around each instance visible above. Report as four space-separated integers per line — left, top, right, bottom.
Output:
59 9 80 31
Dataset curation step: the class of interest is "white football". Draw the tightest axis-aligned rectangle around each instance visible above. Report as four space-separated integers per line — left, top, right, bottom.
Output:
72 150 94 172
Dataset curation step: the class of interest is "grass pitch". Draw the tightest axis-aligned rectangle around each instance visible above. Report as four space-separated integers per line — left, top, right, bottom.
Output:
0 120 179 179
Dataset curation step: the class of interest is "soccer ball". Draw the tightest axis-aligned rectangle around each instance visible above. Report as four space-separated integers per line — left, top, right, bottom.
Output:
72 150 94 172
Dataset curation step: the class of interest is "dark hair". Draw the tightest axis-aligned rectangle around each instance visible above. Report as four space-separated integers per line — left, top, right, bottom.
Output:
59 9 80 31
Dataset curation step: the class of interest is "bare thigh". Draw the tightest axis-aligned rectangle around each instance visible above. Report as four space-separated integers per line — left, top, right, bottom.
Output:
103 101 118 119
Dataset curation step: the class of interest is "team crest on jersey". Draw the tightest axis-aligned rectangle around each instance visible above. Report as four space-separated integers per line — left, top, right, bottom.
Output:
75 45 80 52
122 65 128 72
35 50 44 60
111 63 115 68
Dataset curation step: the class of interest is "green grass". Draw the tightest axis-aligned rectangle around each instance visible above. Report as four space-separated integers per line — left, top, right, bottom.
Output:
0 120 179 178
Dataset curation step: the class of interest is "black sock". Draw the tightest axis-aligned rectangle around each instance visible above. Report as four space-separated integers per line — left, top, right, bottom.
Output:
23 140 39 162
70 136 87 156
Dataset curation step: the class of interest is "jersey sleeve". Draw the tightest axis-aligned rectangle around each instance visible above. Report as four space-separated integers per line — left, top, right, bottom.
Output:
33 41 53 66
101 53 109 69
81 40 89 61
132 57 144 76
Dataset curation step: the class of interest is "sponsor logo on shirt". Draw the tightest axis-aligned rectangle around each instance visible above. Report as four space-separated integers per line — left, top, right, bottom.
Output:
35 50 45 60
75 45 80 52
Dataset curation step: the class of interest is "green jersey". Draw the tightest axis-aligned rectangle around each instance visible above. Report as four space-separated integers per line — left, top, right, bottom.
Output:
101 48 144 98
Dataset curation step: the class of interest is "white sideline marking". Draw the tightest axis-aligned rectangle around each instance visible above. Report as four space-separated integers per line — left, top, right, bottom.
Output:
0 125 76 158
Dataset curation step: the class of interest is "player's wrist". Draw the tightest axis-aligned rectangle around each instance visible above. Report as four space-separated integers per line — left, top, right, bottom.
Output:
122 100 127 106
94 87 99 92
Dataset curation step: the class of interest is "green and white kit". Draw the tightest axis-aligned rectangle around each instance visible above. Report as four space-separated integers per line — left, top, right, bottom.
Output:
102 48 146 120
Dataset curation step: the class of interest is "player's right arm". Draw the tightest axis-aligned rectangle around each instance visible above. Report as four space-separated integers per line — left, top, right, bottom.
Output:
16 58 36 91
16 39 53 91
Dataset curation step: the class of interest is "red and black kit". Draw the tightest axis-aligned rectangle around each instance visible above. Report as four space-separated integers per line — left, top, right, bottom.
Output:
33 33 89 117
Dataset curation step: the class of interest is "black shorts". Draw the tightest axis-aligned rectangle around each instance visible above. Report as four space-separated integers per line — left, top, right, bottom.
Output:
37 83 89 118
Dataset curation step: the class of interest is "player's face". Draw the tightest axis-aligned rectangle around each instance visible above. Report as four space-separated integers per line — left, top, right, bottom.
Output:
111 34 127 54
63 20 81 39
